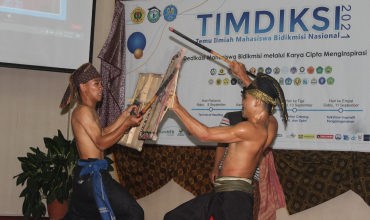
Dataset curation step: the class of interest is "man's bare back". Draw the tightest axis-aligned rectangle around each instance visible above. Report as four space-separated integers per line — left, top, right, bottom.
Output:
220 115 278 178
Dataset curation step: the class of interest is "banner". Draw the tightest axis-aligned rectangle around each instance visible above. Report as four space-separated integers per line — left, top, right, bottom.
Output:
123 0 370 151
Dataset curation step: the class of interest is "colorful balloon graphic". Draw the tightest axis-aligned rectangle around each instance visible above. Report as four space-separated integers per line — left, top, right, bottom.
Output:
127 32 146 59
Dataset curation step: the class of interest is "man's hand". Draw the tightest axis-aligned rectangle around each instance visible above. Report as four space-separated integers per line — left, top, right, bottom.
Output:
122 105 138 120
126 113 143 127
167 91 180 111
210 167 220 184
229 60 252 87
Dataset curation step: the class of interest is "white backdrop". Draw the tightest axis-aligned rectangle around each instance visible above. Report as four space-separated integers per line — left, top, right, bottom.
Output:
123 0 370 151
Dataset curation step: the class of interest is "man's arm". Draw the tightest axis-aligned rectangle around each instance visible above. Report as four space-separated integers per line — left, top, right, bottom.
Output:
75 106 142 150
229 60 253 87
210 143 227 184
102 105 137 135
169 94 255 144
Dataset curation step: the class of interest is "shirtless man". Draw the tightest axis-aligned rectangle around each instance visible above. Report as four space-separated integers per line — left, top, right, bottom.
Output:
164 60 287 220
59 63 144 220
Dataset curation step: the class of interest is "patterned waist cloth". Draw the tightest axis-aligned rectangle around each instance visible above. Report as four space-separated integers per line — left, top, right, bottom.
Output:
214 176 254 195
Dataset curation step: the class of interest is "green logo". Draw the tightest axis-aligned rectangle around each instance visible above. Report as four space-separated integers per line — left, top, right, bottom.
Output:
316 66 323 74
327 77 335 85
325 66 332 74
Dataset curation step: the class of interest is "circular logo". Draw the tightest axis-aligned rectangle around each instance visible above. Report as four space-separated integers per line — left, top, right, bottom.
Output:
231 78 237 85
279 78 284 85
227 68 232 75
258 67 264 73
210 68 216 75
249 67 256 74
265 67 272 74
319 77 326 85
208 79 214 85
311 78 317 85
131 7 146 24
219 68 225 75
294 78 301 85
147 7 161 23
325 66 332 74
335 134 342 140
327 77 335 85
303 78 308 85
238 79 243 85
307 66 314 74
164 5 177 21
285 77 292 85
290 67 297 74
316 66 323 74
274 67 280 74
282 66 289 74
216 78 222 85
223 78 229 85
299 67 305 73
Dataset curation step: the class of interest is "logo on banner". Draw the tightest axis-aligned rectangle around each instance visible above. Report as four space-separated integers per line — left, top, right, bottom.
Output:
307 66 314 74
279 78 284 85
266 67 272 74
249 67 256 74
238 79 243 85
335 134 342 140
294 78 301 85
164 5 177 21
177 129 185 136
276 134 282 137
290 67 297 74
160 129 174 136
127 32 146 59
147 7 161 23
216 78 222 85
325 66 332 74
317 135 334 139
319 77 326 85
343 135 349 141
131 7 145 24
258 67 264 73
286 133 296 138
327 77 335 85
208 79 214 85
298 134 315 139
316 66 323 74
274 67 280 74
282 67 288 74
358 135 363 141
285 78 292 85
311 78 317 85
303 78 308 85
227 68 232 75
231 78 237 85
223 78 229 85
351 135 357 141
219 68 225 75
299 67 305 73
364 135 370 141
210 68 216 75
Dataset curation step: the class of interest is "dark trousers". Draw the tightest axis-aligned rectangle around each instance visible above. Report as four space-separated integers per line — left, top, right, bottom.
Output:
61 159 144 220
164 190 253 220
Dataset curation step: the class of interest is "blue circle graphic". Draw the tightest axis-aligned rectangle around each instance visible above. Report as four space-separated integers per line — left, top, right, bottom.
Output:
127 32 146 54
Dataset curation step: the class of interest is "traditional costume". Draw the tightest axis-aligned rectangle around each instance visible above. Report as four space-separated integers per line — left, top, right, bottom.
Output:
60 64 144 220
164 73 287 220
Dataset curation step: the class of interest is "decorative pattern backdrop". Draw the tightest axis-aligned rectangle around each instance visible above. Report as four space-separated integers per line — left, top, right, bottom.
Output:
113 145 370 215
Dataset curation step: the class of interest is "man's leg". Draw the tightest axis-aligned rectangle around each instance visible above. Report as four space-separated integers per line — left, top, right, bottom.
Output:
102 170 144 220
219 191 254 220
164 192 215 220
